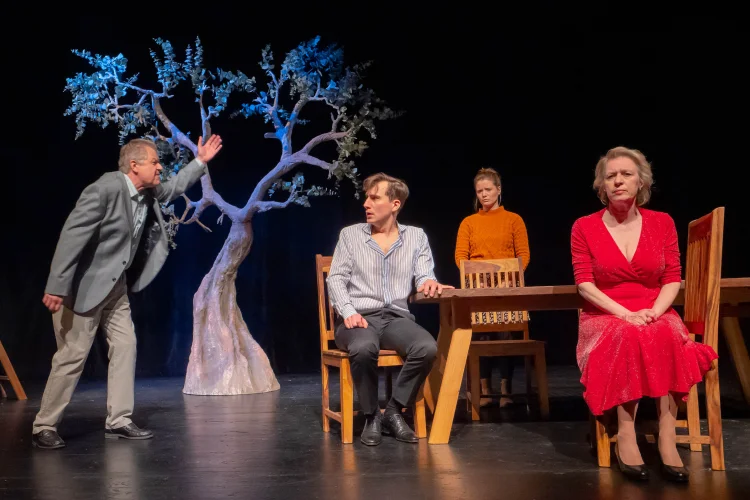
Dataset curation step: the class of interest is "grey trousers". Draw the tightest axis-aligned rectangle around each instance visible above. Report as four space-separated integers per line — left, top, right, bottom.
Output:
334 308 437 415
32 277 137 433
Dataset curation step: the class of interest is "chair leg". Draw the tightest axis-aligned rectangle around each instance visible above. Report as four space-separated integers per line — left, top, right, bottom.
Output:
464 360 472 413
340 358 354 444
534 347 550 420
686 382 701 452
525 356 533 400
0 341 26 400
469 352 481 421
704 361 725 470
591 412 611 467
414 385 427 439
321 361 331 433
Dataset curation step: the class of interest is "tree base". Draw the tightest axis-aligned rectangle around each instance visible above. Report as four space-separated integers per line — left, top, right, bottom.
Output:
182 221 281 396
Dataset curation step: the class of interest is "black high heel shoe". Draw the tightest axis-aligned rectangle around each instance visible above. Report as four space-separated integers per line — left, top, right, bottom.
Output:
614 443 650 481
660 463 689 483
658 445 689 483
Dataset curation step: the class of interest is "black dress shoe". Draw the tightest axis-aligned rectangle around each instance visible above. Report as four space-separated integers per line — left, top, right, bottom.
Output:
661 463 689 483
614 444 649 481
360 413 382 446
105 423 153 440
382 413 419 443
32 430 66 449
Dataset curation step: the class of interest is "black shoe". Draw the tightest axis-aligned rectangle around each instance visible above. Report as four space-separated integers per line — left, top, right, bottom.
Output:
104 423 153 440
614 444 649 481
360 413 382 446
382 413 419 443
32 430 66 449
660 462 689 483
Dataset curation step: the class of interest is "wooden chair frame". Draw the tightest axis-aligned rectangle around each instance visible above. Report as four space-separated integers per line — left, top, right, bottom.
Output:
0 339 27 400
459 258 550 420
316 254 427 444
591 207 726 470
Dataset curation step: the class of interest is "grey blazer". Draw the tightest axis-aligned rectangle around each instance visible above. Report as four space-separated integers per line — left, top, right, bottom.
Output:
45 159 207 313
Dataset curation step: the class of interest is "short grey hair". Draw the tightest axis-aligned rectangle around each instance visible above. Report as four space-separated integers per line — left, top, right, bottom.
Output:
118 138 158 173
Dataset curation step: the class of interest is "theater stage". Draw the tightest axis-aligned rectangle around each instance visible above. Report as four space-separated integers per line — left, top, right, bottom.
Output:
2 366 749 499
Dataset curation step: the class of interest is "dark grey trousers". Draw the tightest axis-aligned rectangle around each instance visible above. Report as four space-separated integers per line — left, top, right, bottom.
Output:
334 308 437 415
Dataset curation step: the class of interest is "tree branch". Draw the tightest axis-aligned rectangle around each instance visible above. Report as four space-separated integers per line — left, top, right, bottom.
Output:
265 104 285 132
118 80 168 99
199 85 211 140
253 189 298 213
285 96 308 142
178 194 212 232
243 156 300 219
300 130 349 155
150 97 242 225
295 153 335 171
152 96 196 154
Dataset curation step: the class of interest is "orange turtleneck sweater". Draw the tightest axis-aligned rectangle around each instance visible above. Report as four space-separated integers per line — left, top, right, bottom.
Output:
454 206 530 270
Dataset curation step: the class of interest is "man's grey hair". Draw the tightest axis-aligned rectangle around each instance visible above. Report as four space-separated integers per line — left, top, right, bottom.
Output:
118 138 158 173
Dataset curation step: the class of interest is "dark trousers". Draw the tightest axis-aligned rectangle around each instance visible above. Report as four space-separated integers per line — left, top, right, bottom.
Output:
334 308 437 415
479 331 516 382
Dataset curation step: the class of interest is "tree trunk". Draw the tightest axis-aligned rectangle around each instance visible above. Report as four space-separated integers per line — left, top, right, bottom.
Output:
183 220 280 395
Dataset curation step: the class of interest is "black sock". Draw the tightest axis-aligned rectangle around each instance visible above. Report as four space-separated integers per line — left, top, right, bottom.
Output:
384 398 403 417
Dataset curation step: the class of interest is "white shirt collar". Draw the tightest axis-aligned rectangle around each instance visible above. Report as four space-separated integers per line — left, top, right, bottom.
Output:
122 172 144 201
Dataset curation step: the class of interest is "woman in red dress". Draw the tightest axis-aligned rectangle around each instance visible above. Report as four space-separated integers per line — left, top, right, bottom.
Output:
571 146 717 482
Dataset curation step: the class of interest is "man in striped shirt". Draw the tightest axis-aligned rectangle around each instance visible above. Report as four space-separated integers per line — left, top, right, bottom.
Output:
327 172 453 446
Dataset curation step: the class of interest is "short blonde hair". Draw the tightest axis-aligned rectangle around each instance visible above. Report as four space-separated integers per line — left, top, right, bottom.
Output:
593 146 653 206
363 172 409 212
118 138 157 173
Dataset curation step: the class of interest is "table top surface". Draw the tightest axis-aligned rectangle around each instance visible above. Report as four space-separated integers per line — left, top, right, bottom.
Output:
411 277 750 304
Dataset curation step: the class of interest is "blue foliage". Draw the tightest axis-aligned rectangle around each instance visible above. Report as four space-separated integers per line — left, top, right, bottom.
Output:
63 35 400 221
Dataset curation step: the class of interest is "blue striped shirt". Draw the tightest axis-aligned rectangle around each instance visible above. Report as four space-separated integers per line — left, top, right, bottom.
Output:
326 222 438 319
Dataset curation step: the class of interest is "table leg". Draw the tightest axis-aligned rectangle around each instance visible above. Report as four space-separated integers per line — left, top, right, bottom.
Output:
428 326 473 444
721 316 750 404
425 302 453 414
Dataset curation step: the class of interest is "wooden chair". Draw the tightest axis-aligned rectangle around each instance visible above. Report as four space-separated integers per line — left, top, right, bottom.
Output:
591 207 726 470
0 339 27 400
459 258 550 420
316 254 427 444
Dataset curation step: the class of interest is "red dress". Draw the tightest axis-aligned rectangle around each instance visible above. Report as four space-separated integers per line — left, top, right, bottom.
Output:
571 208 718 415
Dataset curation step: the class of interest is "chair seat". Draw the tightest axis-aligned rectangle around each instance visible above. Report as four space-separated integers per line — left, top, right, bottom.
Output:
322 349 401 358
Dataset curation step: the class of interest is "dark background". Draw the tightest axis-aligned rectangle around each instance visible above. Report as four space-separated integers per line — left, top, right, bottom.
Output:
3 9 748 384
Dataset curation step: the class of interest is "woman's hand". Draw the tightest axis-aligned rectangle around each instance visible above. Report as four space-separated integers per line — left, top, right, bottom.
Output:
620 309 657 326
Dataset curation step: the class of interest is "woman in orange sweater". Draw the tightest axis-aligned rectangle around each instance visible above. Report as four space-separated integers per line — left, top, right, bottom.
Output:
455 167 530 407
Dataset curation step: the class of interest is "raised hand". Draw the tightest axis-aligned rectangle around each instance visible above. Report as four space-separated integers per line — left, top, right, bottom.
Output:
196 134 223 163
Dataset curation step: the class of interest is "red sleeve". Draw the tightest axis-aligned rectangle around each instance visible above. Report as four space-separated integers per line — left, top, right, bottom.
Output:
571 219 594 285
661 213 682 285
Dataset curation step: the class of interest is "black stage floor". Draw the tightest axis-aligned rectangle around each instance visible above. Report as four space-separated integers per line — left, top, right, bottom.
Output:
2 366 750 499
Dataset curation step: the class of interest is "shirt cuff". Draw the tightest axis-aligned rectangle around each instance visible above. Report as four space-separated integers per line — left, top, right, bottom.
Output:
194 157 205 168
339 304 357 319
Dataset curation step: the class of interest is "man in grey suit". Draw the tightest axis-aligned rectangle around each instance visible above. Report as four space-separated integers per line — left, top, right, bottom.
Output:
32 134 223 449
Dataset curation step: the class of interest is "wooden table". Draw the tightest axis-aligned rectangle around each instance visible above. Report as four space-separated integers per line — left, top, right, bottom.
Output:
411 278 750 444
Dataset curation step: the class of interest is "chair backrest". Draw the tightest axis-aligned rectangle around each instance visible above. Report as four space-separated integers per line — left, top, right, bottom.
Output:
459 258 528 325
683 207 725 350
315 254 336 353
